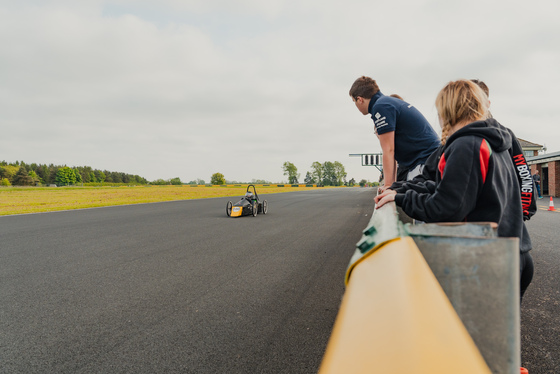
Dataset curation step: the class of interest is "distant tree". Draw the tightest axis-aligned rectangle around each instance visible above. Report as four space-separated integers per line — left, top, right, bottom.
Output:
56 167 77 186
13 167 34 186
251 179 271 184
333 161 347 186
120 173 130 184
48 166 58 185
304 172 314 184
103 170 113 183
210 173 226 185
322 162 337 186
76 166 93 183
1 178 10 186
84 167 93 182
94 170 106 183
36 165 49 183
169 177 182 185
111 172 123 184
359 179 368 187
310 162 323 185
188 178 206 185
282 162 299 184
73 169 82 184
0 165 19 184
348 178 356 187
134 175 148 184
28 170 41 185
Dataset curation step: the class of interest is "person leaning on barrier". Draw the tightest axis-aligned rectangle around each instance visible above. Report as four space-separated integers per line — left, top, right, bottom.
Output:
389 79 537 223
375 79 534 302
471 79 537 218
349 76 440 191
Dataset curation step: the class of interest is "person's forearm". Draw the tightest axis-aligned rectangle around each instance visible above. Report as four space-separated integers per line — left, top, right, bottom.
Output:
378 131 396 188
382 153 396 187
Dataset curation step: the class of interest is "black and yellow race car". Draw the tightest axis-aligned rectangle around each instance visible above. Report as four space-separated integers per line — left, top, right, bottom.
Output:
226 185 268 217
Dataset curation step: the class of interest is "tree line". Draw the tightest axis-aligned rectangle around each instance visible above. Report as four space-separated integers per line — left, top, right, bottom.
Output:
283 161 359 186
205 162 358 187
0 160 148 186
1 160 374 188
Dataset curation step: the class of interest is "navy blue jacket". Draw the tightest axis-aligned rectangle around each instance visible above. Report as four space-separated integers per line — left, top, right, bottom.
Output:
368 91 439 169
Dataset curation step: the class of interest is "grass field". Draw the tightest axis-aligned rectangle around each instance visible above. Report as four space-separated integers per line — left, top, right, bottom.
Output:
0 185 338 216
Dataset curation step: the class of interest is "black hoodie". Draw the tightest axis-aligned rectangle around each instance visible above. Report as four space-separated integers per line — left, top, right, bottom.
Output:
394 118 532 253
391 126 537 221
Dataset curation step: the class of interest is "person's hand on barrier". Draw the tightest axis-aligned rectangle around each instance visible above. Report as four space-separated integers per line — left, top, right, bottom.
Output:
378 184 387 194
374 189 396 209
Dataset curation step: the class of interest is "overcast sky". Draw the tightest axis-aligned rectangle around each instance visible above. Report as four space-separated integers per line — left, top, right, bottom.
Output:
2 0 559 183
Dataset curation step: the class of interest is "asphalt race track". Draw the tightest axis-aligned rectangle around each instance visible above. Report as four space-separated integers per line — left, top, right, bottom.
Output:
521 197 560 373
0 188 375 374
2 190 558 373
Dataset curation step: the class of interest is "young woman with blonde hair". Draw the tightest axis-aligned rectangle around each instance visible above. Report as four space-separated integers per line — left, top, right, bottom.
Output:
376 79 533 301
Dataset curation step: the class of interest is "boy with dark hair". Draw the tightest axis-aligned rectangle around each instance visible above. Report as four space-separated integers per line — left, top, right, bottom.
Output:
350 76 440 190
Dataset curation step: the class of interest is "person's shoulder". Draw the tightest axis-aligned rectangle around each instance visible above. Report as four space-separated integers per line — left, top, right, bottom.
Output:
446 135 484 153
372 96 402 114
376 95 403 107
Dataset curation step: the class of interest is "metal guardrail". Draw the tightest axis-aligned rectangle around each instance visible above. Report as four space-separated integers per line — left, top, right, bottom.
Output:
320 201 520 373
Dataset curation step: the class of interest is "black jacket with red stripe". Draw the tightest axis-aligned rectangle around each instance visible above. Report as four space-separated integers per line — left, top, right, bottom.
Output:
391 127 537 221
394 118 532 253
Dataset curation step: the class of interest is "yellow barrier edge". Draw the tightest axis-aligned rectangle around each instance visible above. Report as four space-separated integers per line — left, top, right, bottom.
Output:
319 237 491 374
344 237 401 285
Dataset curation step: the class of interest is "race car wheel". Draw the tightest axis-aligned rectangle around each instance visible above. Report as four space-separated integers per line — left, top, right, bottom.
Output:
252 201 258 217
262 200 268 214
226 201 233 216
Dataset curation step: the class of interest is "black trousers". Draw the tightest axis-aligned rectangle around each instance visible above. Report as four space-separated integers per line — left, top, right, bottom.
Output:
520 251 534 303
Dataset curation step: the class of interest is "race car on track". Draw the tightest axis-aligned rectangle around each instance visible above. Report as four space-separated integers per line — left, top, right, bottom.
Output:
226 185 268 217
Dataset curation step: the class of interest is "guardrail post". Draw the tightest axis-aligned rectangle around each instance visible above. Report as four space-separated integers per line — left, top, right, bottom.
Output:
320 202 492 374
320 202 521 374
407 222 520 374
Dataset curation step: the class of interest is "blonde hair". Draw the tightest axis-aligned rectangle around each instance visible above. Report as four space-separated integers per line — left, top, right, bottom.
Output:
436 80 490 144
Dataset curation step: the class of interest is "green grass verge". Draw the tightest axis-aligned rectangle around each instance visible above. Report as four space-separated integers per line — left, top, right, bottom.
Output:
0 185 341 216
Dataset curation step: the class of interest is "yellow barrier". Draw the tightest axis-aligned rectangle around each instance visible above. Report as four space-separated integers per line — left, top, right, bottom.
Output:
319 236 491 373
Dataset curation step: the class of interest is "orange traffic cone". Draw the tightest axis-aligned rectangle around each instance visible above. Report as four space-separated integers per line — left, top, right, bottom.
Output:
548 196 556 211
520 367 529 374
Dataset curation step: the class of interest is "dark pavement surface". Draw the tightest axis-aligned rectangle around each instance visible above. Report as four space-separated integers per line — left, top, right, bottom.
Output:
0 188 374 374
1 190 558 373
521 196 560 373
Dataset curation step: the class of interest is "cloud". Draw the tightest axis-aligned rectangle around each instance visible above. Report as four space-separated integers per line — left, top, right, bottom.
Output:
1 0 559 183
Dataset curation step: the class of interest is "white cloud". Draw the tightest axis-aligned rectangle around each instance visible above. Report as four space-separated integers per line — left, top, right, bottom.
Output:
1 0 559 183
